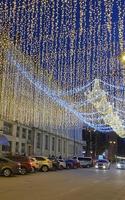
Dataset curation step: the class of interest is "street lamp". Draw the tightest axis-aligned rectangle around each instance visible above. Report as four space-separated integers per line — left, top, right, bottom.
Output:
109 140 116 144
118 52 125 65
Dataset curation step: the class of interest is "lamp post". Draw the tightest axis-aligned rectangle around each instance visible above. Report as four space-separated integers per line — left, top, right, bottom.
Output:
118 52 125 65
109 140 117 161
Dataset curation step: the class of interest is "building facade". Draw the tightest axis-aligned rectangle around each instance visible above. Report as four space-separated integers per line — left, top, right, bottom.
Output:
0 120 84 158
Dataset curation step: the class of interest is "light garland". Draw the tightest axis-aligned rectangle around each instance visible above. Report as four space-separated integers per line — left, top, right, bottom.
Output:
1 0 125 139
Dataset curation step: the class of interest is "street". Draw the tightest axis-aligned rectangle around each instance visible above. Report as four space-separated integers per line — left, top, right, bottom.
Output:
0 166 125 200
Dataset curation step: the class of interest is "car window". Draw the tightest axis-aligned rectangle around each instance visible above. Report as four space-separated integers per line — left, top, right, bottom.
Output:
59 159 64 162
78 157 84 161
0 158 8 163
31 158 35 161
7 156 28 162
119 160 125 164
79 158 92 161
35 157 45 161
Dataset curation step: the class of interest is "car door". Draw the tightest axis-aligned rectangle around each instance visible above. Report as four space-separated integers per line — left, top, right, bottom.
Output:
78 157 85 166
0 158 8 173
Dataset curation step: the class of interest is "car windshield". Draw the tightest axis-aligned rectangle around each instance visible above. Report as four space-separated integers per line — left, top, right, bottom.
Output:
79 158 92 161
118 160 125 164
97 160 108 163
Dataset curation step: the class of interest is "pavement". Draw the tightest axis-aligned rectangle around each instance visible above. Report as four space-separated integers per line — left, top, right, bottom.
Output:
0 166 125 200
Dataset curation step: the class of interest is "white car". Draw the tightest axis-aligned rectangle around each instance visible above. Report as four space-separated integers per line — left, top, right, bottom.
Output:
116 156 125 169
73 156 93 168
95 159 110 170
58 159 66 169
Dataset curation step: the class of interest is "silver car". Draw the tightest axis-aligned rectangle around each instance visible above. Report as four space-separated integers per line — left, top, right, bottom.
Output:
58 159 66 169
116 156 125 169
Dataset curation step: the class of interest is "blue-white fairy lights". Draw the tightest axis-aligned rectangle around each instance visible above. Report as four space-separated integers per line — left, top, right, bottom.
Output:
1 0 125 138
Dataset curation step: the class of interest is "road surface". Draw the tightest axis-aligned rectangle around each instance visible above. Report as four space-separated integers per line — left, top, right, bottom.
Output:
0 166 125 200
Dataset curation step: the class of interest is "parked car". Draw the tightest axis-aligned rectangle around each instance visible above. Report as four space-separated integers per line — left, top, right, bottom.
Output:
35 156 53 172
116 156 125 169
73 156 93 168
65 159 79 169
72 157 80 167
95 159 110 170
58 159 66 169
29 157 40 172
48 157 60 170
0 157 21 177
6 155 33 175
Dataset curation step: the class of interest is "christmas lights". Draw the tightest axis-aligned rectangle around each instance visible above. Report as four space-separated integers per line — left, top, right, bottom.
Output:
1 0 125 138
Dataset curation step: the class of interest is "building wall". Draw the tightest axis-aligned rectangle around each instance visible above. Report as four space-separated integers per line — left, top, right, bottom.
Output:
0 120 84 158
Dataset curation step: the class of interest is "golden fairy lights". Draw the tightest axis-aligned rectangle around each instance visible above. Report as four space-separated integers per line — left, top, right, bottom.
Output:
0 0 125 137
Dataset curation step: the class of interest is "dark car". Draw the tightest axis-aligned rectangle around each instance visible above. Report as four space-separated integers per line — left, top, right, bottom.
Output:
95 159 110 170
6 155 33 175
0 157 21 177
48 157 60 170
65 159 79 169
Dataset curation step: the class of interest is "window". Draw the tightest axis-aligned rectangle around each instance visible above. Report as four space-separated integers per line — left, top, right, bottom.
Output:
16 126 20 137
37 133 41 148
21 143 25 154
3 122 12 135
63 141 66 153
52 137 55 151
45 135 49 150
22 128 26 139
28 130 32 141
15 142 19 153
2 145 7 152
58 139 61 152
8 141 12 152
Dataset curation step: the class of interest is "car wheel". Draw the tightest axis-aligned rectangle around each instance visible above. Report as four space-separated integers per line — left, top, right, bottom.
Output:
41 165 49 172
20 167 27 175
66 164 71 169
32 167 36 173
59 165 64 170
3 168 12 177
52 165 57 171
87 165 90 168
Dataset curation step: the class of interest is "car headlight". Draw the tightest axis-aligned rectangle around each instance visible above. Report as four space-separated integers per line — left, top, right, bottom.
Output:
117 164 121 168
95 165 98 169
103 165 106 169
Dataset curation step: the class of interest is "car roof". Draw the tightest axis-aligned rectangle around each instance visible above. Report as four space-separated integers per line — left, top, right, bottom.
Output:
35 156 48 159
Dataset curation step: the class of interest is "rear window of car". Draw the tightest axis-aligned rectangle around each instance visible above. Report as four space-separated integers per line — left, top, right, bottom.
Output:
78 157 92 161
7 156 29 162
59 159 64 162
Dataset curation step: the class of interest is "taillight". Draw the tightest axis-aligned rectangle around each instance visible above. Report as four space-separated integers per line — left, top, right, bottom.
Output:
29 161 32 166
17 162 21 167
